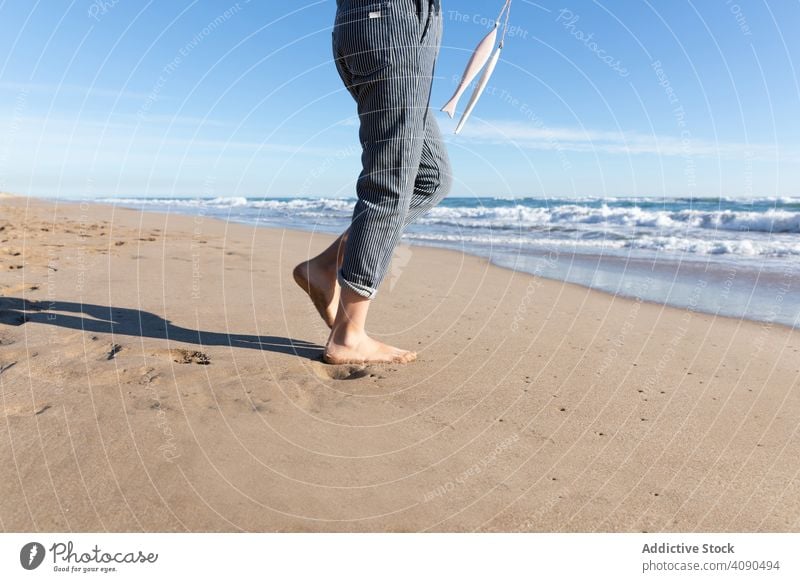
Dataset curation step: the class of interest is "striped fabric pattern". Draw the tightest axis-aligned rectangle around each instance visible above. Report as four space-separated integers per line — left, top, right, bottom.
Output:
332 0 452 298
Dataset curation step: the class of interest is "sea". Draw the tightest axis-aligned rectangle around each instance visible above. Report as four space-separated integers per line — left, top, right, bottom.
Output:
94 195 800 329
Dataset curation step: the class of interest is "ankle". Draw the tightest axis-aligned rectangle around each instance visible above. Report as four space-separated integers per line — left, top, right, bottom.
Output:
329 322 365 347
310 254 338 275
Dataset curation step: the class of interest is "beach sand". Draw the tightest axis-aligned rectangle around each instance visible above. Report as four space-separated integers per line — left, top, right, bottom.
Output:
1 194 799 532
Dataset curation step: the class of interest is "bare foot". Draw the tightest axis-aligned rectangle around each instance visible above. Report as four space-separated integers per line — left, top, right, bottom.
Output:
323 332 417 365
293 259 339 328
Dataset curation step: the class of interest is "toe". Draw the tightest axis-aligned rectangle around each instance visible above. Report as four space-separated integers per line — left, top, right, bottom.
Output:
393 350 417 364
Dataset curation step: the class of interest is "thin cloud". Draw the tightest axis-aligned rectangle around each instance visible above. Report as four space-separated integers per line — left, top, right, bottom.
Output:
458 120 793 161
0 81 157 101
1 115 352 158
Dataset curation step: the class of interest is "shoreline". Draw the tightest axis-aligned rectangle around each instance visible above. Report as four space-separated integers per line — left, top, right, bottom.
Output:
47 194 800 332
2 194 799 532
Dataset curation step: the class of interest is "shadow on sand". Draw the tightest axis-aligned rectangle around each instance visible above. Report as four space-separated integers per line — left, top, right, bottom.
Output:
0 297 323 360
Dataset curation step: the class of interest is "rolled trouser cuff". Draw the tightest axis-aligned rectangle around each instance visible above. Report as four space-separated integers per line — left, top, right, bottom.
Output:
338 268 377 299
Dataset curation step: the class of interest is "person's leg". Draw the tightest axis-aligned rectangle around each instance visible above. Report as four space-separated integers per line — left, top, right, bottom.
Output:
322 0 442 363
324 285 417 364
296 3 450 344
292 229 348 328
403 112 452 228
336 15 435 299
294 111 451 329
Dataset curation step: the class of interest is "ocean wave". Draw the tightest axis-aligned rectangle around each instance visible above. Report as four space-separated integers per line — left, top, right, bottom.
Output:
406 232 800 257
248 198 353 214
95 196 250 208
209 196 248 207
490 195 800 205
419 204 800 233
94 196 355 213
92 196 800 242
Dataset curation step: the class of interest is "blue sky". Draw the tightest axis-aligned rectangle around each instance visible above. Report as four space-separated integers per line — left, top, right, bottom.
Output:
0 0 798 199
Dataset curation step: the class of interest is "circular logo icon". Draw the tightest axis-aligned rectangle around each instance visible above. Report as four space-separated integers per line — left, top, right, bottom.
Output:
20 542 46 570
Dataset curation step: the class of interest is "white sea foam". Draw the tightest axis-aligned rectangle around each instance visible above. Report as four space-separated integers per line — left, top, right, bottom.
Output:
405 232 800 258
418 204 800 234
248 198 353 214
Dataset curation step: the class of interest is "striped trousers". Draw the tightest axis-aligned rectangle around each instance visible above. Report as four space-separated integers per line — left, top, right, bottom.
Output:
332 0 452 298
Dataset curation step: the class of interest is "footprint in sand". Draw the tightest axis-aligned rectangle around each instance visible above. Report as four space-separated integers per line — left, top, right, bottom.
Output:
105 344 122 360
2 403 51 418
309 361 384 381
153 348 211 366
2 282 40 295
280 378 325 413
138 367 160 385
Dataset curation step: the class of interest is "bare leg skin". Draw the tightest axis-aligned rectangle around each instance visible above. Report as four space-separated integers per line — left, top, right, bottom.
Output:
293 230 348 328
324 286 417 365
